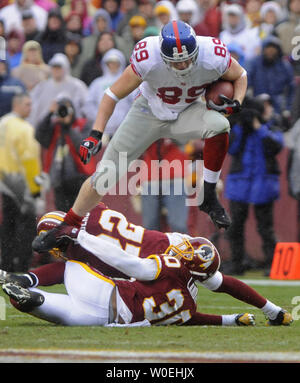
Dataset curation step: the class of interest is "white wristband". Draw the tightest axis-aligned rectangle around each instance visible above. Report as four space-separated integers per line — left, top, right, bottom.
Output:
105 87 119 102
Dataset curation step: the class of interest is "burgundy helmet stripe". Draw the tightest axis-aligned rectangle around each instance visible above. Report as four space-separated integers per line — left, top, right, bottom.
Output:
172 20 182 54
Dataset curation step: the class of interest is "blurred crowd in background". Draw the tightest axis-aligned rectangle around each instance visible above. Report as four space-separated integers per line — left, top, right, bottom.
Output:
0 0 300 275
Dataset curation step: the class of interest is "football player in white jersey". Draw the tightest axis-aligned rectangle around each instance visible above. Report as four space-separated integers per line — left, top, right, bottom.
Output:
33 20 248 253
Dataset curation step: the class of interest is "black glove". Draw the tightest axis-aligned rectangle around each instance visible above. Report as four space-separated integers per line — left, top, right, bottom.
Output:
208 95 241 115
79 130 103 164
32 223 80 253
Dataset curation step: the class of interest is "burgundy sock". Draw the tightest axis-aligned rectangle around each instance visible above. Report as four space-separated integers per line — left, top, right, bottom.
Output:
30 262 66 286
187 312 222 325
203 132 229 171
215 274 267 308
64 208 83 227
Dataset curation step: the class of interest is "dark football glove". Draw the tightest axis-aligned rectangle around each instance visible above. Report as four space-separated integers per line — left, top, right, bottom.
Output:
79 130 103 165
32 223 80 253
208 95 241 115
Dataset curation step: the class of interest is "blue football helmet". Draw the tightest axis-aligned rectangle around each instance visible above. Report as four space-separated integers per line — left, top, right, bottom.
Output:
160 20 199 78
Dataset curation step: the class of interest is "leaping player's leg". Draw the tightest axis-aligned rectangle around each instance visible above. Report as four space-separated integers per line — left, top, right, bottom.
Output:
169 101 231 229
68 95 164 225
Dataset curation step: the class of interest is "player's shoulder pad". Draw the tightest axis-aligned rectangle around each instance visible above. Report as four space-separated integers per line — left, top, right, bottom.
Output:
130 36 161 79
197 35 231 75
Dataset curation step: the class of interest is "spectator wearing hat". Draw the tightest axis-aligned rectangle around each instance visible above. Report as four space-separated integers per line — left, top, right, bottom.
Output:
0 59 26 117
21 9 41 42
64 32 83 78
0 0 47 34
117 15 147 63
176 0 199 27
29 52 87 127
12 40 50 91
83 48 135 137
80 31 117 86
154 1 177 28
247 35 295 115
220 4 261 62
258 1 283 40
102 0 124 31
38 8 67 63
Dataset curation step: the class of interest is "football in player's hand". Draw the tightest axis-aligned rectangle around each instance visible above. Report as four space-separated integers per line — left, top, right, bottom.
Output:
205 80 234 106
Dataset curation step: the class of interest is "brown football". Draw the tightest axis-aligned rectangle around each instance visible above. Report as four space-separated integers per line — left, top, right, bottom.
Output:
205 80 234 105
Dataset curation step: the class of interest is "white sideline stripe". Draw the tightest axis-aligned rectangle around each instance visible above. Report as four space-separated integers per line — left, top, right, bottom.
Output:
0 349 300 362
240 279 300 286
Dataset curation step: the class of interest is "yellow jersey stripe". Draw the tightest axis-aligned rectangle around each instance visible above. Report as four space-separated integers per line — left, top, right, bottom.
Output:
147 255 162 279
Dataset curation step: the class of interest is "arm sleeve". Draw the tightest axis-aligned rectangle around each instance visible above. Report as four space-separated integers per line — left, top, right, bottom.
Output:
77 230 158 281
199 271 223 291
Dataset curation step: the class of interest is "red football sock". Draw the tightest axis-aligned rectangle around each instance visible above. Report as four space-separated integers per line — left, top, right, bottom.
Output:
64 208 83 227
203 132 229 171
186 312 222 325
215 274 267 308
30 262 66 286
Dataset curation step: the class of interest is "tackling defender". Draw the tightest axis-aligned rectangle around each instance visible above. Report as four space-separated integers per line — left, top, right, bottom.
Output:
35 20 248 245
2 232 256 327
1 204 293 326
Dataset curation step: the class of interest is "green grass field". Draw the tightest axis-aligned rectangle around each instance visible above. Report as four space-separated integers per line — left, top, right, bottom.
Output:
0 271 299 363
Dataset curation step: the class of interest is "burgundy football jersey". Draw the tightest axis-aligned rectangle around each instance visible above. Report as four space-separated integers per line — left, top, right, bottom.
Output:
66 203 170 278
115 254 198 325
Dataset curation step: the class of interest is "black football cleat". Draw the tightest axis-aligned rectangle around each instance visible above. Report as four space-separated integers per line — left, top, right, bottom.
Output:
199 199 232 230
266 310 293 326
0 269 35 288
2 282 44 311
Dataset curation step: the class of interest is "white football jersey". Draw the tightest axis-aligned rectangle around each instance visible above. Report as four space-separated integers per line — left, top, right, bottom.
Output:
130 36 231 120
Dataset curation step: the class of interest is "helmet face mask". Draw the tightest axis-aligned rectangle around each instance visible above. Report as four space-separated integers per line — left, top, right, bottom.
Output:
160 20 199 78
166 237 220 281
